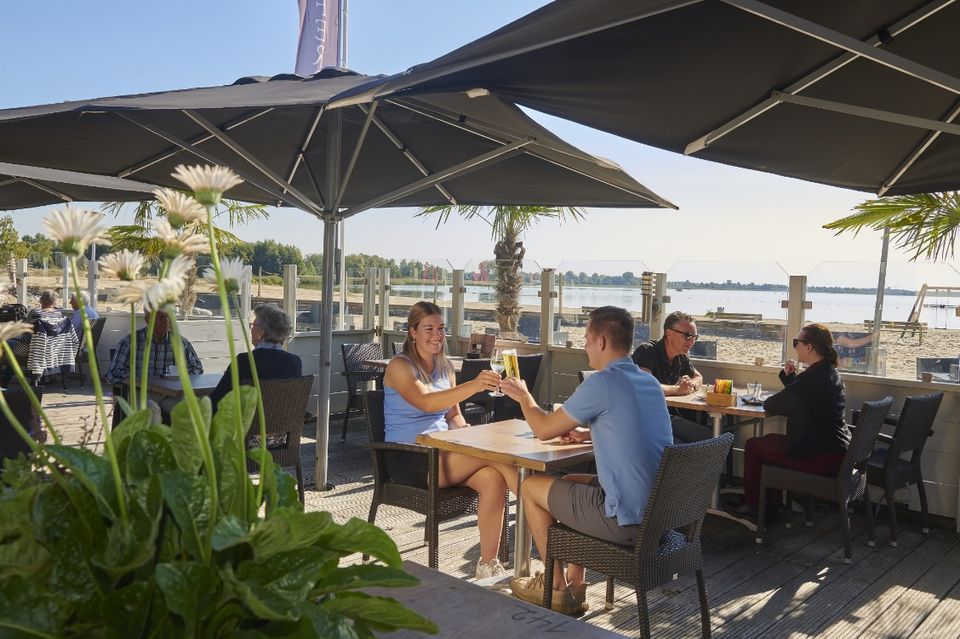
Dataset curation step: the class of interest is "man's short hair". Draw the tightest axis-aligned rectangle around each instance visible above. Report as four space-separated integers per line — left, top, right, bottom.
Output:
663 310 694 333
254 304 293 343
40 289 58 307
588 306 634 353
72 290 90 305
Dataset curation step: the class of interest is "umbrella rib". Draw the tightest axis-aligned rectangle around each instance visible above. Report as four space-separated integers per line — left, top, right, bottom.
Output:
116 112 322 217
686 0 956 154
339 138 533 220
772 91 960 137
357 102 456 205
116 108 274 179
880 99 960 196
332 102 378 212
285 105 326 208
19 178 72 202
723 0 960 95
182 110 326 216
526 153 677 209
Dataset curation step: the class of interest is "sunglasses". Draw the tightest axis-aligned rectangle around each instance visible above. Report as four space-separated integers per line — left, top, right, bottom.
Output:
792 338 808 347
668 327 699 342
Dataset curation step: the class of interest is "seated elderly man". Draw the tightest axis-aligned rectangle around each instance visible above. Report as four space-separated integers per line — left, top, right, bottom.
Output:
69 291 99 334
105 310 203 385
209 304 302 412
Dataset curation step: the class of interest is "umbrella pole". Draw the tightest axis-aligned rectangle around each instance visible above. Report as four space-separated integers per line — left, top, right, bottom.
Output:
315 108 342 493
868 227 890 375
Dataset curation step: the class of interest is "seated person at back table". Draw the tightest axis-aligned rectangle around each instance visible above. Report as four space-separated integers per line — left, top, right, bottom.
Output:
30 289 65 323
502 306 672 615
209 304 302 412
104 310 203 385
384 301 516 581
733 323 850 520
69 291 99 334
631 310 710 442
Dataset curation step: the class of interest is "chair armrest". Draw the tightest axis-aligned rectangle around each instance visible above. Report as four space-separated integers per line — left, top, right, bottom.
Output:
876 432 894 444
367 441 430 456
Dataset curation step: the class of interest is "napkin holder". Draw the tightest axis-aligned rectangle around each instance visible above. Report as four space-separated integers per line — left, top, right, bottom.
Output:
705 391 737 407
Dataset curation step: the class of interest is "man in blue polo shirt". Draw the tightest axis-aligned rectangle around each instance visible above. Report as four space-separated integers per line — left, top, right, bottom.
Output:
500 306 672 615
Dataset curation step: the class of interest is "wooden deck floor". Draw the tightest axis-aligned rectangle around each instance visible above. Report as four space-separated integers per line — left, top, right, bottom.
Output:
45 385 960 638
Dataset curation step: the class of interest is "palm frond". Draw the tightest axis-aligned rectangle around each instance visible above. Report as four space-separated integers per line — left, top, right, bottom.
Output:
824 192 960 261
109 225 165 257
417 204 585 240
213 200 270 226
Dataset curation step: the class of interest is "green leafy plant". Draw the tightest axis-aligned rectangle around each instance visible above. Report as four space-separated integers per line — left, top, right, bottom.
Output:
0 167 436 638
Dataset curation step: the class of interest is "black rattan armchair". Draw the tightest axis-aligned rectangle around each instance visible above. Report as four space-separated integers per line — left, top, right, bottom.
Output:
544 433 734 639
757 396 893 563
362 389 508 570
457 358 494 425
74 316 106 386
867 392 943 545
245 375 314 503
340 342 385 442
0 388 39 460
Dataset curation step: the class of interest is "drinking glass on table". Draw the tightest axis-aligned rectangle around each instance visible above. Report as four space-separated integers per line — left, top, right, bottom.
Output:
747 382 762 401
489 350 505 397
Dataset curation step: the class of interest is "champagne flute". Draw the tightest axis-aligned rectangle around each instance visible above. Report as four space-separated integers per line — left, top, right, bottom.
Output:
489 351 505 397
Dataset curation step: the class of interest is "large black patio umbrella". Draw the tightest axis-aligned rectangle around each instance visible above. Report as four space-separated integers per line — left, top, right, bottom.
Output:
0 161 156 209
334 0 960 197
0 68 674 489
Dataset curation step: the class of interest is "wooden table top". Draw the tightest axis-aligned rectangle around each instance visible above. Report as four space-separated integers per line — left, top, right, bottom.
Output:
666 390 768 419
365 356 464 372
416 419 593 473
139 373 222 397
364 561 620 638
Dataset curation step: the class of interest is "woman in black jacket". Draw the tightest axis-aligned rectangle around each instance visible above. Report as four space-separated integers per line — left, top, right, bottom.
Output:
742 323 851 514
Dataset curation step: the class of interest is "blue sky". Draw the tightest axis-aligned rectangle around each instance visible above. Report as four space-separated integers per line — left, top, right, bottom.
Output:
0 1 925 283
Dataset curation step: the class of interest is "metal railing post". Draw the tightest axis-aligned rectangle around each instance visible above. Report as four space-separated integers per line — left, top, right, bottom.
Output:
540 269 556 404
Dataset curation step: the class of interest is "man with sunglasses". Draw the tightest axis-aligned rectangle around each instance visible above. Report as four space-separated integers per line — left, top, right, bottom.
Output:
631 310 711 442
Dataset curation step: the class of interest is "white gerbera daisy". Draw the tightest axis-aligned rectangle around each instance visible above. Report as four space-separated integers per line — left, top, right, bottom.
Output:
115 280 150 305
164 254 195 284
143 278 184 312
43 207 111 257
0 320 33 344
152 218 210 257
202 257 251 294
153 188 207 228
99 249 146 282
171 164 243 206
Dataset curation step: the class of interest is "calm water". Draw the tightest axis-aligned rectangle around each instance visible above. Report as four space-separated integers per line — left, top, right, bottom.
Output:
389 284 959 329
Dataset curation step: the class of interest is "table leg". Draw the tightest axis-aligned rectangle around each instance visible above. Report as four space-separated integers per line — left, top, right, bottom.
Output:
709 412 723 509
706 411 757 532
514 467 532 578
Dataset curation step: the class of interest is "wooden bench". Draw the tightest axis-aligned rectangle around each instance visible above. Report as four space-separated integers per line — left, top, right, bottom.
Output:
708 311 762 322
861 320 926 344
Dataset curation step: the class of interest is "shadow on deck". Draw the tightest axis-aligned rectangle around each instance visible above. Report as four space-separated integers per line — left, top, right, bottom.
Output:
45 385 960 638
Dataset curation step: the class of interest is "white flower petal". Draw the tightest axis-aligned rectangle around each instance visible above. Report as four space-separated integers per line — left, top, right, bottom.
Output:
42 207 111 256
203 257 251 294
99 249 146 282
153 188 207 227
116 280 150 305
171 165 243 205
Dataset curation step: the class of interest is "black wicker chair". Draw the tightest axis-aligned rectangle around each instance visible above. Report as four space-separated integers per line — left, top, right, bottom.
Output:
578 370 597 383
391 342 404 355
457 358 494 425
362 389 508 569
73 316 106 386
245 375 314 503
0 388 39 461
340 342 385 442
756 396 893 563
543 433 733 639
866 392 943 545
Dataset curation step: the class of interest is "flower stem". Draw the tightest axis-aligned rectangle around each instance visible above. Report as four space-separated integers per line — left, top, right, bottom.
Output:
138 264 168 409
128 303 137 411
168 314 218 561
233 292 268 506
204 206 247 513
69 258 128 525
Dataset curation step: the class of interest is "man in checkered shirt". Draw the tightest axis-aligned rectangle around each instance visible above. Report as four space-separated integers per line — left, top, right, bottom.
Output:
105 310 203 385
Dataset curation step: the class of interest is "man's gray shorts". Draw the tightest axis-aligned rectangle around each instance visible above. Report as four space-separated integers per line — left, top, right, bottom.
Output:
547 477 639 545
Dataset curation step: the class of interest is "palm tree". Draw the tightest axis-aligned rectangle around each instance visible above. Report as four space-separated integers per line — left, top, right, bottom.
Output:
824 192 960 260
101 199 268 316
417 205 585 334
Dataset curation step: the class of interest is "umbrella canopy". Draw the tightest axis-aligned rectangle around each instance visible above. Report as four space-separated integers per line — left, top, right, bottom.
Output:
0 69 673 215
0 67 674 490
335 0 960 196
0 161 157 209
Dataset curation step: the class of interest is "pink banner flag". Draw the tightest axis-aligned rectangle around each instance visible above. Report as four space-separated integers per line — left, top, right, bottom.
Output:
295 0 341 74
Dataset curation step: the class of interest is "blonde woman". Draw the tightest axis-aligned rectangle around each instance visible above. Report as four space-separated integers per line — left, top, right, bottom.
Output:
384 301 516 578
